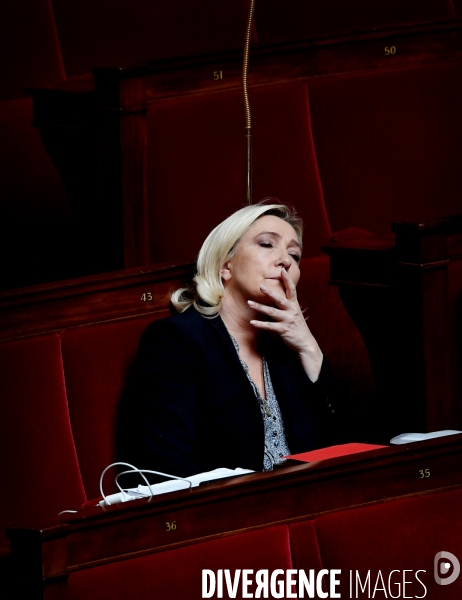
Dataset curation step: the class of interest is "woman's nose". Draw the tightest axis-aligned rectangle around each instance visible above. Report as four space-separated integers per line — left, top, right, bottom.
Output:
277 254 292 269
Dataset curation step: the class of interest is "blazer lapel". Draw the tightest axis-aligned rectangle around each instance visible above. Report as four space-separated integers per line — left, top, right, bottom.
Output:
207 314 261 399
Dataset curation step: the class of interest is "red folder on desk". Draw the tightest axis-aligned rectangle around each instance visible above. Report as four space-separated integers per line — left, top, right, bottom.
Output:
286 443 387 463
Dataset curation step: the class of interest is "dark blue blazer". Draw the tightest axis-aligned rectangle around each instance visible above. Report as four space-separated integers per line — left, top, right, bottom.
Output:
120 306 345 477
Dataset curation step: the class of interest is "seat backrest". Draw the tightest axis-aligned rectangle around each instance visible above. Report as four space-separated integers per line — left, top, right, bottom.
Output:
67 525 294 600
0 98 71 291
146 82 331 264
60 314 159 499
254 0 454 45
0 334 86 547
308 59 462 235
51 0 249 77
0 0 65 102
0 0 69 290
310 487 462 598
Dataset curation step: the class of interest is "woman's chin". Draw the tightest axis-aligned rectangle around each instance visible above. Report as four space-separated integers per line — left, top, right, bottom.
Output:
253 289 282 307
264 279 285 294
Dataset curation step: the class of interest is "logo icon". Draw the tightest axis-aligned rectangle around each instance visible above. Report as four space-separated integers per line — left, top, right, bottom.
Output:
434 551 460 585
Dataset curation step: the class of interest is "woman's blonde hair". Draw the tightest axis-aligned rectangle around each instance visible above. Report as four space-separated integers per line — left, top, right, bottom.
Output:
171 202 303 316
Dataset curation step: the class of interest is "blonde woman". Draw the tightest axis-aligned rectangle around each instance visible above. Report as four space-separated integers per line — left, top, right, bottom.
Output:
125 202 343 476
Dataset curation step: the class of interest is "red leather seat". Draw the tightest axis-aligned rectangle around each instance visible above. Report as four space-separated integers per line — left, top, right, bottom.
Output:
308 60 462 235
67 525 294 600
0 334 86 547
61 314 158 499
309 488 462 598
147 82 330 264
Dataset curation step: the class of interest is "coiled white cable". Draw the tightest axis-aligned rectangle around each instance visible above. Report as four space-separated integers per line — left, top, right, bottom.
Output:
100 462 192 506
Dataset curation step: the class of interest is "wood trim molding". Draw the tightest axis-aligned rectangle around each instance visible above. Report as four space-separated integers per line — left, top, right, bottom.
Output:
0 262 194 341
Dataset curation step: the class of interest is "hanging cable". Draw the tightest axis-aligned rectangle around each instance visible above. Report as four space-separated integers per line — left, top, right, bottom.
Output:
243 0 256 205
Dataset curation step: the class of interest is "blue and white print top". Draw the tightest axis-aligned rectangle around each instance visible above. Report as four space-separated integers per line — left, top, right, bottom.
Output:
229 335 291 471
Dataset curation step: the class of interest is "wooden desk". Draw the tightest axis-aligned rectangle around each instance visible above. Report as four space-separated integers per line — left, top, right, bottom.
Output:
8 434 462 598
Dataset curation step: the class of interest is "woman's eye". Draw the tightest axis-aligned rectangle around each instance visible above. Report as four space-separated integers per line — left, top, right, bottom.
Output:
290 253 301 262
259 242 273 248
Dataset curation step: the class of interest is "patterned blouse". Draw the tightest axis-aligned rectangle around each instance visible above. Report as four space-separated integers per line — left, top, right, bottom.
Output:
229 335 291 471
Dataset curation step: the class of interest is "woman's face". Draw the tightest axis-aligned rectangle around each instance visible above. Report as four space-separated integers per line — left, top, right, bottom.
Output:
221 215 302 304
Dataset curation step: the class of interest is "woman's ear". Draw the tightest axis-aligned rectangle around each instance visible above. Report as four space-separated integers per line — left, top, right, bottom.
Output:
220 260 232 282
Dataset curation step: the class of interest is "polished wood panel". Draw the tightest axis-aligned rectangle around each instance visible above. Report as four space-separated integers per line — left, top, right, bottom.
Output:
8 434 462 599
0 262 193 341
94 21 462 107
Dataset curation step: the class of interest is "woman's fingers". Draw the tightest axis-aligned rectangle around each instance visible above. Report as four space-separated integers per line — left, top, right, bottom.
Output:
249 314 299 334
248 272 300 321
249 318 284 332
248 270 322 382
247 299 282 319
281 267 297 301
259 285 289 309
258 268 297 308
247 267 311 350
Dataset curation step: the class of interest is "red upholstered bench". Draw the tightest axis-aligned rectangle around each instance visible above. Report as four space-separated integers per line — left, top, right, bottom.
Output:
0 312 166 599
0 256 374 538
0 0 73 290
308 59 462 236
51 0 249 78
146 82 331 265
0 1 65 103
0 261 374 598
0 313 158 551
67 525 295 600
60 314 157 499
1 305 460 599
290 487 462 598
0 334 86 550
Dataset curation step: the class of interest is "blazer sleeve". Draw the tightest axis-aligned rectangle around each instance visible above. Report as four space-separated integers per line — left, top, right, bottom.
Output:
309 356 351 446
118 317 204 478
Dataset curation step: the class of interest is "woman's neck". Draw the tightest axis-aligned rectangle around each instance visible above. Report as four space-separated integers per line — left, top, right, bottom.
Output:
219 295 261 352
